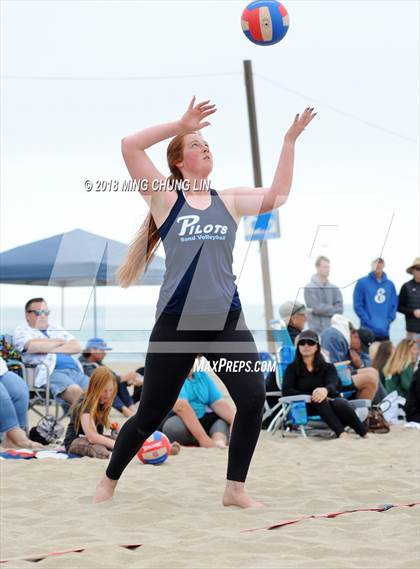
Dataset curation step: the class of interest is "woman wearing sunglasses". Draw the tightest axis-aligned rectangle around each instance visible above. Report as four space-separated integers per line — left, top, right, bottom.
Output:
282 330 368 438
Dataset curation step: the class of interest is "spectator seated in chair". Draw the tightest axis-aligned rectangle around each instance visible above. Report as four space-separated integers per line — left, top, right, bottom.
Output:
282 330 368 439
13 298 89 407
321 315 379 401
350 328 387 405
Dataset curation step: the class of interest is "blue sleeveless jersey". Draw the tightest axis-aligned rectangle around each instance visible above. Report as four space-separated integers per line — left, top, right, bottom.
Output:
155 189 242 316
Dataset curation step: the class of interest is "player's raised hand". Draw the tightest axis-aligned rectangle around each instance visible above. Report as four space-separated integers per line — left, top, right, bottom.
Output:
285 107 316 143
179 96 217 132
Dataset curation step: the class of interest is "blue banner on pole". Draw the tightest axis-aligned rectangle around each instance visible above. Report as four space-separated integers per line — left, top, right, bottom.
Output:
243 211 280 241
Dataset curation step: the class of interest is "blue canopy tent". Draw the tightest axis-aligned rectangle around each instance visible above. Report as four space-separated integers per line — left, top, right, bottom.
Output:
0 228 165 335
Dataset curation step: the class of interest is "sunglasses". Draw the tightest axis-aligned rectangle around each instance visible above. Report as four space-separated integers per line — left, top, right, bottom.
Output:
298 339 317 347
26 309 50 316
413 267 420 271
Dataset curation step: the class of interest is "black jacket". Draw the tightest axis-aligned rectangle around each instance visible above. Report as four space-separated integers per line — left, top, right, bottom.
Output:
398 279 420 333
79 355 121 383
405 368 420 422
283 360 341 398
287 325 301 344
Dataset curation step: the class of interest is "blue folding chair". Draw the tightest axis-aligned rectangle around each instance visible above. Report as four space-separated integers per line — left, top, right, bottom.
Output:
266 321 369 436
260 351 282 429
334 361 371 422
262 321 323 436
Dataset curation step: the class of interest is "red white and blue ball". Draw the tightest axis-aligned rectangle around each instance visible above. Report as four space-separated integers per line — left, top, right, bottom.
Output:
137 431 171 465
241 1 289 46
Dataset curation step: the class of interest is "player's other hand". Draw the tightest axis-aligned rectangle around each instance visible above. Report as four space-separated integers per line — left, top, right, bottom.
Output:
179 96 217 132
285 107 316 143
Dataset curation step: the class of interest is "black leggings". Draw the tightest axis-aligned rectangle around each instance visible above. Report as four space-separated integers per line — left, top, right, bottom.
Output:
307 398 367 437
106 310 266 482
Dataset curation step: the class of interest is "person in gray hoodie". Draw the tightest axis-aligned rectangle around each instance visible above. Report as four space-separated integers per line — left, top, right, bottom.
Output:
304 256 343 334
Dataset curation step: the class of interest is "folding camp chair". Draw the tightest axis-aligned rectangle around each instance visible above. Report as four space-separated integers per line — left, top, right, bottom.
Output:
259 344 321 437
6 358 69 421
1 331 70 422
260 351 282 428
265 322 370 436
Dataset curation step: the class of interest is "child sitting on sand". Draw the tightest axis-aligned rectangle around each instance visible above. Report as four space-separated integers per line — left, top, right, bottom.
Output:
64 367 181 458
63 367 118 458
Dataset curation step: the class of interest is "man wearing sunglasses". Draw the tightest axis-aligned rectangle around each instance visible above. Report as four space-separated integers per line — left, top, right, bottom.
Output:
398 258 420 348
13 298 89 405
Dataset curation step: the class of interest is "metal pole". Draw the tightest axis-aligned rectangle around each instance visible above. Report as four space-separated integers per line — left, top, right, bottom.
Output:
243 59 274 350
93 285 97 337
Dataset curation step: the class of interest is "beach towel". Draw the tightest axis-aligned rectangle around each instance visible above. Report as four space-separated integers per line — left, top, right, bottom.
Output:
0 449 80 460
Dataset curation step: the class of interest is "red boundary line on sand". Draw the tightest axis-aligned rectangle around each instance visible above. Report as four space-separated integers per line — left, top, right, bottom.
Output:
0 544 142 564
241 501 420 533
2 502 419 560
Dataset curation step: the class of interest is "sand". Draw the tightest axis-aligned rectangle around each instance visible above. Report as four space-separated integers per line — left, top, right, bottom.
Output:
1 361 419 567
1 418 419 569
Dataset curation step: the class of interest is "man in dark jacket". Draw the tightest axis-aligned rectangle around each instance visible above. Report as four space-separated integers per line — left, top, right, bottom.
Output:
398 257 420 347
353 258 398 341
404 367 420 423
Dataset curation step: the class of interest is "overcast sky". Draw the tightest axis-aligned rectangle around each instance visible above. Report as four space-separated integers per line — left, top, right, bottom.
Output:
1 0 418 315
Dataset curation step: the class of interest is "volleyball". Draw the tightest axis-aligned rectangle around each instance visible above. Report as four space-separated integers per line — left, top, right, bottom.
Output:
241 0 289 46
137 431 172 465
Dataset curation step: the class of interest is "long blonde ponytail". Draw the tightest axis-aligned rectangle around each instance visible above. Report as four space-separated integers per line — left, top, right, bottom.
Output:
117 134 187 288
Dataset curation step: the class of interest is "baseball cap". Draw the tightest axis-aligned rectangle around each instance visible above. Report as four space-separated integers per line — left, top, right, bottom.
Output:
279 300 308 321
357 328 375 352
86 337 112 351
296 330 320 344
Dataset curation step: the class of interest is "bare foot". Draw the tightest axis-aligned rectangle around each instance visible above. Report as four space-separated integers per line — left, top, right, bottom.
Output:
212 434 228 449
2 432 44 450
338 432 349 439
222 480 264 509
170 441 181 455
93 475 118 504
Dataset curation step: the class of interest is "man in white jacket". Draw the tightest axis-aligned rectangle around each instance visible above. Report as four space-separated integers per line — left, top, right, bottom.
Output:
13 297 89 405
304 256 343 334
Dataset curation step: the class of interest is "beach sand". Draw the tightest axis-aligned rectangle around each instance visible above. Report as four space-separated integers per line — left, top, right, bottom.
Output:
1 414 419 569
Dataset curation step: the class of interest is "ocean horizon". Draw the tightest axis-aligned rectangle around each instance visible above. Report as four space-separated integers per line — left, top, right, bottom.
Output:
1 304 407 363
